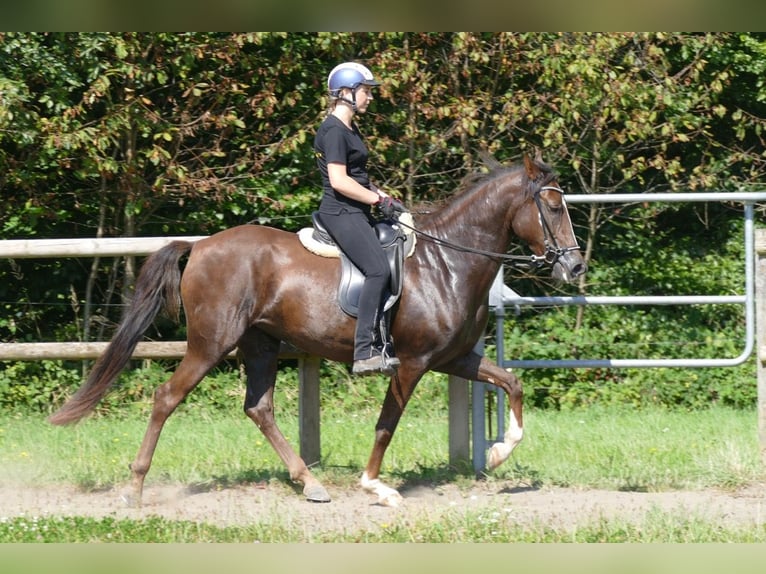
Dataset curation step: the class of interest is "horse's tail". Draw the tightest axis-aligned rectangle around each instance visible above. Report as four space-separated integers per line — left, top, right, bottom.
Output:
49 240 194 426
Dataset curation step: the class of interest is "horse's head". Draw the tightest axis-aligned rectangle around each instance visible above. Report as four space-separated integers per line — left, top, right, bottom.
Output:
512 152 587 283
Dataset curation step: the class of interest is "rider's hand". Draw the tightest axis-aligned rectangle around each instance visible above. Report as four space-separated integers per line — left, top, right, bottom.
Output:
377 195 406 219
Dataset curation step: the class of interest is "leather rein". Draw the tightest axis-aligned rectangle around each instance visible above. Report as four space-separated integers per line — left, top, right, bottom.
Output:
394 185 581 269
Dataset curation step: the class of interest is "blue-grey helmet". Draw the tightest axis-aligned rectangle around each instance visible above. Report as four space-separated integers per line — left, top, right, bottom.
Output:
327 62 380 97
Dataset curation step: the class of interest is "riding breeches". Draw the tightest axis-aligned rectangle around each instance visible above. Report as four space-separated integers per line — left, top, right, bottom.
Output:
316 210 391 360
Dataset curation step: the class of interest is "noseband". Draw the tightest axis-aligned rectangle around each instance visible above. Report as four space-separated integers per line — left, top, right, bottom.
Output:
532 185 582 267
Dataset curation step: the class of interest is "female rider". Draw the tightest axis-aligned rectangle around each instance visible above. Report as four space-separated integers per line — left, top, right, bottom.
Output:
313 62 404 376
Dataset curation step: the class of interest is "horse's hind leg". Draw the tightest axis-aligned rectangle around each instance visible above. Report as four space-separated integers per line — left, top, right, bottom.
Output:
439 352 524 471
124 351 217 506
239 330 330 503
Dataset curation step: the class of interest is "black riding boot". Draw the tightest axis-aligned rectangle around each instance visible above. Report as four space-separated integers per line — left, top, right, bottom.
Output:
352 308 399 376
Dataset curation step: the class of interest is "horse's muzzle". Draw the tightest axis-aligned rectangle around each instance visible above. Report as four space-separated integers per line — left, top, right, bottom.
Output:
552 251 587 283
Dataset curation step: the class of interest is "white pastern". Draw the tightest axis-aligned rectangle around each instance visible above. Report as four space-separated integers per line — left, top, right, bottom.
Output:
486 409 524 470
506 408 524 447
361 471 403 507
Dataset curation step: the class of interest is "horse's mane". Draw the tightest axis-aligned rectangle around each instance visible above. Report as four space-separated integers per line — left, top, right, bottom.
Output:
411 154 557 218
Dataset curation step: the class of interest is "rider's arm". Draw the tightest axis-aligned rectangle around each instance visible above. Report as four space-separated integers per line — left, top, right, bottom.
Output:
327 162 382 205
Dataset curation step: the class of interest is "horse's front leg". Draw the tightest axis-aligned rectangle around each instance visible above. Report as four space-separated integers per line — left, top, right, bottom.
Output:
439 351 524 471
361 369 423 507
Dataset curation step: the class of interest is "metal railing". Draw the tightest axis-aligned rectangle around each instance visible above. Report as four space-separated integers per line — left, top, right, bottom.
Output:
500 192 766 369
472 192 766 471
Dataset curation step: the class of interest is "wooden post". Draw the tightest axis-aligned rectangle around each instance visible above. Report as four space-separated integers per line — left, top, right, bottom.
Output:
448 375 470 467
298 356 322 466
756 229 766 464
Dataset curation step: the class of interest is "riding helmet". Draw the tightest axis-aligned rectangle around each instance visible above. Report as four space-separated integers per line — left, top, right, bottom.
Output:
327 62 380 97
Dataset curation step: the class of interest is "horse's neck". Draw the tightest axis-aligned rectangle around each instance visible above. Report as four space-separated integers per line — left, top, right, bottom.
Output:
428 174 524 257
417 175 524 297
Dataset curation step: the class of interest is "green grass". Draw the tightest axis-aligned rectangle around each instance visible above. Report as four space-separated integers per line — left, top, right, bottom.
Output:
3 508 766 543
494 405 763 490
1 396 764 542
3 403 757 492
0 402 451 490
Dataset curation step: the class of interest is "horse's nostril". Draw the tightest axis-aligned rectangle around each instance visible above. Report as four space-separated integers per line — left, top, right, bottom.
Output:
572 263 587 278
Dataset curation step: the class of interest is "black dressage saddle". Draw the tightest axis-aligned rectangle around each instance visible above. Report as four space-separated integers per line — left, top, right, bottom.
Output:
311 211 411 318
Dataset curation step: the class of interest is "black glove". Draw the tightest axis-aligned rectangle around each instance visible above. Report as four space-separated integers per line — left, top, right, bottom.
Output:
377 196 406 219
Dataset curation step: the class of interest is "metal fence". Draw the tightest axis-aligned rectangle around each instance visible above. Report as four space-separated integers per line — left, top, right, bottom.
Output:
472 192 766 471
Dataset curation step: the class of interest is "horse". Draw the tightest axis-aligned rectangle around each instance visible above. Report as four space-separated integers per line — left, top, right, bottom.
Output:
49 152 587 507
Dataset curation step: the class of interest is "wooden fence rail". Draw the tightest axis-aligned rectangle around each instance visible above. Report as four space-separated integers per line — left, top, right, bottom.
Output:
0 237 208 258
0 341 303 361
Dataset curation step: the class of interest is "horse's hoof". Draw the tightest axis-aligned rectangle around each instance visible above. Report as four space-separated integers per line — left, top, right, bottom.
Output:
120 491 141 508
304 484 331 503
379 491 403 508
487 442 512 470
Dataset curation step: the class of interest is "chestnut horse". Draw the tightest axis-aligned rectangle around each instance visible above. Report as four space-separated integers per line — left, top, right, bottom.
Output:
49 153 586 507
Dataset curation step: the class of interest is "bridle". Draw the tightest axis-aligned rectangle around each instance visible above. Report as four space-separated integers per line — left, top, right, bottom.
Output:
532 185 582 266
394 184 581 269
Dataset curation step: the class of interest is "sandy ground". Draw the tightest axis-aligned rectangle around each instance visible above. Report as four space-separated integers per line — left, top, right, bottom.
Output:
2 478 766 536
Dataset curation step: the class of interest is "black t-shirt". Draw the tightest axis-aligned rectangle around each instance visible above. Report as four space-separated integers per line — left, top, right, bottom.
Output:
314 114 372 215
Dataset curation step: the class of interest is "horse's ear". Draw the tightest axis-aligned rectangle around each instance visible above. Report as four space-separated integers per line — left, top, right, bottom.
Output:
523 153 539 178
534 147 543 162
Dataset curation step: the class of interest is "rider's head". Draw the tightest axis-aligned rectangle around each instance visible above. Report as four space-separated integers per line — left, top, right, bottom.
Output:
327 62 379 113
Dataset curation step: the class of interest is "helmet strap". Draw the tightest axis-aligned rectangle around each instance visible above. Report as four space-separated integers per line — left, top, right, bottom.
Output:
337 87 359 112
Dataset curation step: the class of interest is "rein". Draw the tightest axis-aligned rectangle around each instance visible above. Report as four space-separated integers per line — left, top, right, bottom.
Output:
395 185 581 269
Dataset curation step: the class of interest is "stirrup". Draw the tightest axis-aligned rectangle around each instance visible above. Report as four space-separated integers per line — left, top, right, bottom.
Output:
352 355 384 376
352 350 398 376
378 346 400 374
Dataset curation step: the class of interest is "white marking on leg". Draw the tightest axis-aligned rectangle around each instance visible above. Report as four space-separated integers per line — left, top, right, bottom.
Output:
361 471 403 507
487 408 524 470
505 408 524 449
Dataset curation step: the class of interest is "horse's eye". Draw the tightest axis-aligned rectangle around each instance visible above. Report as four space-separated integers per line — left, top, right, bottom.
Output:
541 198 562 211
539 188 564 211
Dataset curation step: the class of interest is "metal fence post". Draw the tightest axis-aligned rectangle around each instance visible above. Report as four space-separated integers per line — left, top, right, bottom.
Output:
755 228 766 464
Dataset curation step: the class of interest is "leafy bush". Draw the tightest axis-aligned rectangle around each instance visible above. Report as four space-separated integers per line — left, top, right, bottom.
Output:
0 360 251 418
0 360 81 414
0 354 455 419
502 302 756 410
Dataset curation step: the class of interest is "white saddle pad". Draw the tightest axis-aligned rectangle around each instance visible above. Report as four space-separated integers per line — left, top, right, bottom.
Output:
298 212 417 258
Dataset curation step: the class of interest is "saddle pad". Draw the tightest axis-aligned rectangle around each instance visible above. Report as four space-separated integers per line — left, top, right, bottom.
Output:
297 227 340 257
297 212 417 258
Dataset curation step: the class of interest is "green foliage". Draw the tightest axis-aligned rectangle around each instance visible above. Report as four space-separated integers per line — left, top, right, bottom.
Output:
0 356 437 420
507 305 756 410
0 361 80 414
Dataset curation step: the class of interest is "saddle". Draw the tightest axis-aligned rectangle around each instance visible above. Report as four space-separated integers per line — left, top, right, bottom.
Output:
306 211 413 318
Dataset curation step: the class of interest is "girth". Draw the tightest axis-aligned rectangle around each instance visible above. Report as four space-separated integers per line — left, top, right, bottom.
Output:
311 212 409 318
